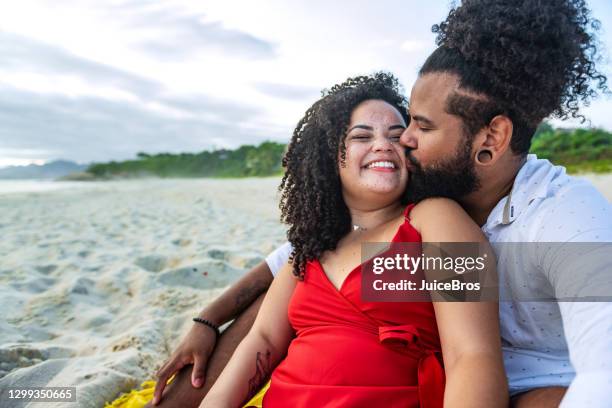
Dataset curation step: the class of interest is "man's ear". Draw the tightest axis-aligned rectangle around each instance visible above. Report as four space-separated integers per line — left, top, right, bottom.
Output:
473 115 513 166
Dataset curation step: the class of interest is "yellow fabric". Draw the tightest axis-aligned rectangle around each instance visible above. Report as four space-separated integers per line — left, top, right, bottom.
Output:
242 380 270 408
104 376 269 408
104 380 158 408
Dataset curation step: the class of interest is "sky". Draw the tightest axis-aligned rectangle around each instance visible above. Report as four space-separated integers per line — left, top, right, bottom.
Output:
1 0 611 168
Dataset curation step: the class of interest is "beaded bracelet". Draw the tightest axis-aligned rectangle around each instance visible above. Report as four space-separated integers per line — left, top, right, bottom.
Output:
192 317 221 338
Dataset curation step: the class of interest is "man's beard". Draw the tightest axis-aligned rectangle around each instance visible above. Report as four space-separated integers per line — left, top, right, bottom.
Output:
403 143 480 204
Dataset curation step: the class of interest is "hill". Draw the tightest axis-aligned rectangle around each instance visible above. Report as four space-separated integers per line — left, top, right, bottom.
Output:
0 160 88 179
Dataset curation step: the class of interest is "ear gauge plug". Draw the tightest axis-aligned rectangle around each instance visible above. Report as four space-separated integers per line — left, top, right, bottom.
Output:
476 149 493 164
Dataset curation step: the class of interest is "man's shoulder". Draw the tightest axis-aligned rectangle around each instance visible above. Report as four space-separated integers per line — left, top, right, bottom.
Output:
510 156 611 241
531 172 611 241
519 155 605 207
265 242 293 277
539 168 608 211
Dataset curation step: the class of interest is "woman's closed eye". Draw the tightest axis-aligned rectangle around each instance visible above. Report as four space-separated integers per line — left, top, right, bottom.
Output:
388 133 402 142
349 134 372 141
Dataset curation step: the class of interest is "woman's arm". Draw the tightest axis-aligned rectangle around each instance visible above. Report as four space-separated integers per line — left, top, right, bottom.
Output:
201 262 297 408
411 198 508 408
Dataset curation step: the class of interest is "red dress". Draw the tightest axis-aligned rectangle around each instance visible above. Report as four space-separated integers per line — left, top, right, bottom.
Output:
262 205 445 408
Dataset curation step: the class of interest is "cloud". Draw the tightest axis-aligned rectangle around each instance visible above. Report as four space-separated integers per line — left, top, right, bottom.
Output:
0 31 162 98
0 85 284 164
107 2 278 61
400 40 428 53
0 29 284 165
0 31 266 119
159 94 260 122
252 82 321 101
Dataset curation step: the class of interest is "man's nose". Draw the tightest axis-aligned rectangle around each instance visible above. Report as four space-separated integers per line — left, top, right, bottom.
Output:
399 127 417 149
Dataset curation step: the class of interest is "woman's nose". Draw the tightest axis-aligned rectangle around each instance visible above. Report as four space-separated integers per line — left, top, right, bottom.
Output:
372 135 393 151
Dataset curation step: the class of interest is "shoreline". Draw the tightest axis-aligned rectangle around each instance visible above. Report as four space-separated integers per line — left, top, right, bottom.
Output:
1 172 611 199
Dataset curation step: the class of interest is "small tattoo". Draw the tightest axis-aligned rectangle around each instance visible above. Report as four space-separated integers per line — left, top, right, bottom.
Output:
235 280 267 313
247 350 272 396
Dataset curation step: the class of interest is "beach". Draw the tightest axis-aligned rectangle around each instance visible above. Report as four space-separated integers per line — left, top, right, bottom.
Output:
0 178 287 407
577 173 612 199
0 175 610 407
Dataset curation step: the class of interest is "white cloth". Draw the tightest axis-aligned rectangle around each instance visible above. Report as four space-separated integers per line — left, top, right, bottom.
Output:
264 154 612 406
264 241 293 277
482 154 612 407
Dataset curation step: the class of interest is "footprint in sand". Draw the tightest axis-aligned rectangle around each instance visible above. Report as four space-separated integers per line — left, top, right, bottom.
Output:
134 255 167 272
34 264 57 275
156 260 241 290
0 345 74 379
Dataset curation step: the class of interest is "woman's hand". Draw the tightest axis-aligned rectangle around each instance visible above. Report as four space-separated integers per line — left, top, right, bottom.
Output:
152 323 217 405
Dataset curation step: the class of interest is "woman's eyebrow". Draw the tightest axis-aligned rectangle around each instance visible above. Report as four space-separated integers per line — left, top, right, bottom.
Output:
347 124 373 132
348 124 405 133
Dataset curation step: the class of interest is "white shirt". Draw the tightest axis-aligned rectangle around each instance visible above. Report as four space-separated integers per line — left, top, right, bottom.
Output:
264 154 612 407
483 154 612 407
265 241 292 276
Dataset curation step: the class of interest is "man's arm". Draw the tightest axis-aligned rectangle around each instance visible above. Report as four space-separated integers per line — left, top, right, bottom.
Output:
517 243 612 408
535 188 612 408
152 261 272 405
148 292 266 408
152 242 293 405
510 387 566 408
557 301 612 407
523 246 612 406
197 260 274 327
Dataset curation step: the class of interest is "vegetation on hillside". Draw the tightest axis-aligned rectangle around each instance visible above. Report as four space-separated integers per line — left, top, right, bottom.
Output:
86 141 286 178
530 123 612 173
82 124 612 179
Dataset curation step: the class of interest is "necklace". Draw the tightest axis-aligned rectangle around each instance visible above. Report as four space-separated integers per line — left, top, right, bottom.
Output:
352 206 402 232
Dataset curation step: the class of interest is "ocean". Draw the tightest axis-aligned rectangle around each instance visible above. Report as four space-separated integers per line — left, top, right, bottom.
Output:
0 180 95 194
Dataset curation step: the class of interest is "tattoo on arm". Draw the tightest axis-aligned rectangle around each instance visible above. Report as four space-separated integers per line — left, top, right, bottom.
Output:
247 350 272 397
234 280 268 315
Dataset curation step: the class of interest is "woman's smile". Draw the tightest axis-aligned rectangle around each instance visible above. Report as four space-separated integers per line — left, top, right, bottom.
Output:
363 160 399 172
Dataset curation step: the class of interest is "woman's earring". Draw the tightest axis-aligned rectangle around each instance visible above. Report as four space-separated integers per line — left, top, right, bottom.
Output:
476 149 493 164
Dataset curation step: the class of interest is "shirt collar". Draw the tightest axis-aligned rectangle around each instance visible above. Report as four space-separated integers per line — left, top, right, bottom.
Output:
484 154 562 229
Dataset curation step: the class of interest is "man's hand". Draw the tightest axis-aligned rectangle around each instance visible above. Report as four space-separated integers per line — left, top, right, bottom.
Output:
152 323 217 405
511 387 566 408
149 259 276 406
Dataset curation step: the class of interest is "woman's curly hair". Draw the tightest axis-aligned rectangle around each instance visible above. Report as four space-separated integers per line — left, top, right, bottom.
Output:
279 72 408 278
421 0 608 153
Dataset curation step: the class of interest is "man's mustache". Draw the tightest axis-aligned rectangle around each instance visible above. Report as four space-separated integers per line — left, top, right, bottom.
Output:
404 148 421 170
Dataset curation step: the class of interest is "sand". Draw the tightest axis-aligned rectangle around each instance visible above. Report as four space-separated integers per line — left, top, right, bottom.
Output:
0 178 287 407
0 174 610 408
577 173 612 200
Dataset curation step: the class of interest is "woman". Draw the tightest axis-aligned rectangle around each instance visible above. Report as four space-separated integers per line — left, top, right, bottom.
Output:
202 73 507 407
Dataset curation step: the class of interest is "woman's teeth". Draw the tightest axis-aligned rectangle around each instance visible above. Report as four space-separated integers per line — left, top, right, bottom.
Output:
366 161 396 169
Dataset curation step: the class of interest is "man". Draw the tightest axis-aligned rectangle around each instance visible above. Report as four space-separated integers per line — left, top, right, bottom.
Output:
150 0 611 406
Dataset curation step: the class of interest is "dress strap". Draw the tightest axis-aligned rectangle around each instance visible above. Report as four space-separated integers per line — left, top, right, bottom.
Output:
403 203 417 221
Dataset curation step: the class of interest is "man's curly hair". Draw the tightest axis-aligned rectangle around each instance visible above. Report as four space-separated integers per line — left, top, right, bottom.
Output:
279 72 408 278
420 0 608 154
